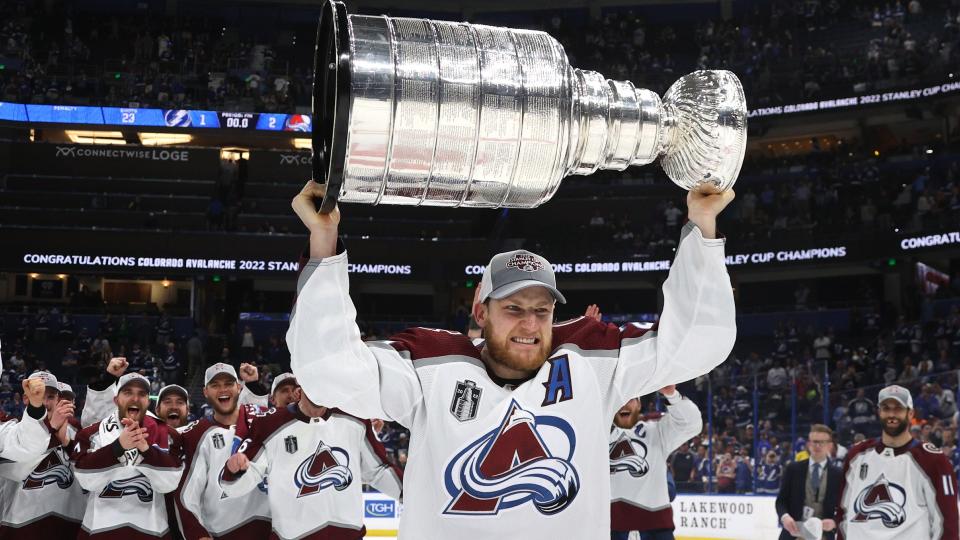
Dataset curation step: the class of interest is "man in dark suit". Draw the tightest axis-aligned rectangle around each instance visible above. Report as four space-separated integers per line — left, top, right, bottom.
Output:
775 424 841 539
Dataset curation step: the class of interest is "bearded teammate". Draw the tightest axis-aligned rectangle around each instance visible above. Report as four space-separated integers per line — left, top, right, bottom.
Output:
609 385 703 540
83 358 269 428
71 373 184 539
270 373 300 408
836 385 959 540
287 181 736 538
0 371 84 539
157 384 191 429
220 386 402 540
174 363 271 540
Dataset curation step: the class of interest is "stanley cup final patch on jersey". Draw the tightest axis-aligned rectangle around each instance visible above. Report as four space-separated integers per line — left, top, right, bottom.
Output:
450 380 483 422
212 433 225 449
507 253 543 272
860 463 869 480
285 435 299 454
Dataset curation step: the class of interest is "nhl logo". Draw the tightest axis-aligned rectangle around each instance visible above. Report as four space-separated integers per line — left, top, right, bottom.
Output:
212 433 225 450
506 253 543 273
450 380 483 422
285 436 299 454
859 463 869 480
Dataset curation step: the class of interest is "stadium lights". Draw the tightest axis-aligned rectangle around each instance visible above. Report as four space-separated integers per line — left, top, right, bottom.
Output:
138 132 192 146
925 148 933 154
65 130 125 145
220 148 249 160
293 137 310 149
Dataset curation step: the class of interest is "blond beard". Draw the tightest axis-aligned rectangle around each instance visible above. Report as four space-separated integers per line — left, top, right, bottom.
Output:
484 328 552 376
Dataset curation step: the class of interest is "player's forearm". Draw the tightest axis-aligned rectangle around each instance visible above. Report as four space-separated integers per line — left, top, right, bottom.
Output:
309 228 338 259
657 222 736 376
664 398 704 445
288 252 387 417
0 411 51 461
686 212 716 239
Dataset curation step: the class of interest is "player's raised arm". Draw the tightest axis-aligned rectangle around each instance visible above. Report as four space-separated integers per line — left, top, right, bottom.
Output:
287 181 423 424
608 190 737 409
653 386 704 453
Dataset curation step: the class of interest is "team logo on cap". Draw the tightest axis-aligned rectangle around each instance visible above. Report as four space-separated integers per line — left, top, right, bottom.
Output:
294 440 352 497
852 474 907 528
507 253 543 273
609 428 650 478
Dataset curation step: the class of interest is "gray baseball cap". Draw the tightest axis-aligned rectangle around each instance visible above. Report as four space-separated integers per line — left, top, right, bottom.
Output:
271 373 298 395
158 384 189 403
204 363 238 385
478 250 566 304
878 385 913 409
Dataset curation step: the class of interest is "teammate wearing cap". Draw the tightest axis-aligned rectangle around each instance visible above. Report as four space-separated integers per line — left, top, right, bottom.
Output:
157 384 191 429
609 385 703 540
83 357 269 428
220 385 402 540
71 372 184 539
288 182 736 537
0 371 83 539
270 373 300 408
836 385 959 540
174 363 271 540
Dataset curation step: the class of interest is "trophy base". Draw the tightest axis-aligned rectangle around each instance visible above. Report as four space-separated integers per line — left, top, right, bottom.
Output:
313 0 351 214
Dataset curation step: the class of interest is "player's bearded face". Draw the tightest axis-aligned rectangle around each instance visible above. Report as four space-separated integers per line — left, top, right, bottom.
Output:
203 377 240 416
115 386 149 423
158 395 188 428
878 401 911 437
481 287 555 375
613 398 641 429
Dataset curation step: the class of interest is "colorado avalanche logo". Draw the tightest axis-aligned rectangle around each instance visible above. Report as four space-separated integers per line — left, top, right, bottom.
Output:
443 400 580 516
609 432 649 478
852 474 907 528
23 450 73 490
294 441 352 497
100 475 153 502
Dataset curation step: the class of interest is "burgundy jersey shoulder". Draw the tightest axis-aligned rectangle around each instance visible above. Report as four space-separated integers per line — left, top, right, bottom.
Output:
908 441 953 473
386 327 481 362
246 405 297 439
551 316 657 354
178 418 216 454
841 438 880 468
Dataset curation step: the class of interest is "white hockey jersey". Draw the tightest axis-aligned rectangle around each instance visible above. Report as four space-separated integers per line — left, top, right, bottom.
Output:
0 408 51 462
609 394 702 532
71 412 184 539
0 420 85 538
837 438 959 540
288 222 736 539
174 404 270 540
219 405 402 540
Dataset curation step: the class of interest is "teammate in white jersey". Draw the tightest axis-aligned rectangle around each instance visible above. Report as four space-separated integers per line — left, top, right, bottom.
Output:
220 388 402 539
174 363 271 540
0 371 84 539
286 181 737 538
836 385 959 540
610 385 703 540
71 372 184 539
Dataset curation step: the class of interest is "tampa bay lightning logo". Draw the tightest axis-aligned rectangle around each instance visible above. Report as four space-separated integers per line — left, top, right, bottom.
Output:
163 109 191 127
852 474 907 528
609 431 649 478
443 400 580 516
100 475 153 502
293 441 352 497
23 450 73 490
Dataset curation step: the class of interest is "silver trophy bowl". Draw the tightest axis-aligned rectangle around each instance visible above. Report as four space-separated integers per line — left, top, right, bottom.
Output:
312 0 747 212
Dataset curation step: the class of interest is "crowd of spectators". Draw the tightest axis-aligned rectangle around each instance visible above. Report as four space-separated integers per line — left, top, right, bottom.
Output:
2 0 959 113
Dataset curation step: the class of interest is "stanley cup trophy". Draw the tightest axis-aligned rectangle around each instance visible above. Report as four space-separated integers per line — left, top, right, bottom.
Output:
311 0 747 213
